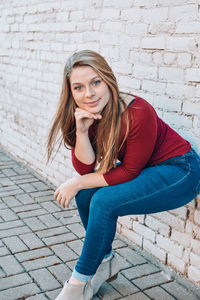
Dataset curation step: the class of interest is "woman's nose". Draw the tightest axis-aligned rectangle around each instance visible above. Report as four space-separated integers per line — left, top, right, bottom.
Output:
85 85 95 98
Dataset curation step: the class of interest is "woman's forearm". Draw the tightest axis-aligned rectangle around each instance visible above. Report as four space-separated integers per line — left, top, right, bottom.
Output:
75 131 96 164
77 172 108 190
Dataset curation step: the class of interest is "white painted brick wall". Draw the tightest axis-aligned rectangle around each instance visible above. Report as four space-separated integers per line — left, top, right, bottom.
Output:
0 0 199 287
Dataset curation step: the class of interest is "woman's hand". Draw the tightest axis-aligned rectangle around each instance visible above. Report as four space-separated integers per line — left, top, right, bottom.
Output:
54 177 80 208
75 108 101 134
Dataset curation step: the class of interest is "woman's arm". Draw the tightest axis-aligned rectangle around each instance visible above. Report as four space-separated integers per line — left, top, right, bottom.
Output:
54 172 108 208
74 108 101 164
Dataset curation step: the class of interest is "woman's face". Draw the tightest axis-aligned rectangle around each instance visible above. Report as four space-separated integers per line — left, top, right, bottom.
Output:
70 66 110 114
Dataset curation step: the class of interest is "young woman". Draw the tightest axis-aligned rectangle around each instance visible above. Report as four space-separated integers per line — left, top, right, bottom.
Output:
47 50 200 300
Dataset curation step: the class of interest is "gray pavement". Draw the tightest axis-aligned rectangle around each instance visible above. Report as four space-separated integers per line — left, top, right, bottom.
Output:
0 147 200 300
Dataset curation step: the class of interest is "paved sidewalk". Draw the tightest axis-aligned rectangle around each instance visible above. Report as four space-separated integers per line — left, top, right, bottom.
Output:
0 147 200 300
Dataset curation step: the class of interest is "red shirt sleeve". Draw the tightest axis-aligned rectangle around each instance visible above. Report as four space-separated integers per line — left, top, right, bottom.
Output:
71 149 96 175
103 100 158 185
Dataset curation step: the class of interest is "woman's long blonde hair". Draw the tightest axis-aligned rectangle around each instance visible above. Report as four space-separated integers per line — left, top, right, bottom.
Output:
47 50 130 173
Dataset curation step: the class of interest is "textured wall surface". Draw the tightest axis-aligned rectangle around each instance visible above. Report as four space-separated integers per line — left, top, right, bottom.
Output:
0 0 200 286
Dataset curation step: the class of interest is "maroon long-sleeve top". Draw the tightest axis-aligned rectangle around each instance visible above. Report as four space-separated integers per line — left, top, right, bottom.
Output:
71 96 191 185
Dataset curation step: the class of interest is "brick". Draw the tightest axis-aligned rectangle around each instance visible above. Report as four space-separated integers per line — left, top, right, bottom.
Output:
185 68 200 83
29 268 61 290
2 195 21 207
166 37 196 51
0 273 31 291
151 211 185 232
167 253 186 274
143 239 166 263
121 226 143 247
188 266 200 283
133 221 156 243
67 239 84 256
118 216 132 229
0 255 23 275
156 235 183 258
2 236 28 253
171 229 191 248
159 67 184 83
0 246 10 256
141 37 165 50
17 208 47 219
15 193 35 204
169 4 198 21
190 252 200 269
145 215 170 237
176 22 200 34
121 8 141 22
40 201 61 213
133 64 157 80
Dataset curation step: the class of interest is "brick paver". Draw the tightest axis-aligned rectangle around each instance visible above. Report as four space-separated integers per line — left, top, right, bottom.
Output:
0 147 200 300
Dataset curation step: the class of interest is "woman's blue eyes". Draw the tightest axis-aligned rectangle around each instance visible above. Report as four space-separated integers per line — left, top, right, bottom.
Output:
74 80 101 91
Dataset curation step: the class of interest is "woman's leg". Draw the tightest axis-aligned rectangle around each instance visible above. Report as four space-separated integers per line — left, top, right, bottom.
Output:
75 187 99 230
74 149 200 278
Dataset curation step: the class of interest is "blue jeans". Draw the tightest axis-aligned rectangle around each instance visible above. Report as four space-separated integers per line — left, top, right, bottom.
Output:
72 148 200 281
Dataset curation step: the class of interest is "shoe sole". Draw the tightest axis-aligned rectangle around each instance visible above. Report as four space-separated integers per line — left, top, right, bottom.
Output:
106 273 118 283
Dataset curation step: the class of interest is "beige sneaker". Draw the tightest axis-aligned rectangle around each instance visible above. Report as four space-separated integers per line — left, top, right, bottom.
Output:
55 280 93 300
91 253 119 295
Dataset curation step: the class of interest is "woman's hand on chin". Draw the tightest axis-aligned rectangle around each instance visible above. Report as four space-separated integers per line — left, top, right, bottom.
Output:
54 177 80 208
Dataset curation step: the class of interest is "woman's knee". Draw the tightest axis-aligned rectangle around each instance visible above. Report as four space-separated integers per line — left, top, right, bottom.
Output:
75 187 99 208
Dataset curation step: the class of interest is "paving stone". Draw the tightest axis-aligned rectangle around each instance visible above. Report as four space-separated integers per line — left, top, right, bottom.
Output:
0 219 24 230
0 246 10 256
67 223 85 238
121 292 150 299
30 190 54 198
40 201 61 213
36 226 69 238
0 283 40 300
68 239 83 256
26 294 48 299
13 166 30 175
0 208 19 221
2 195 22 207
48 263 72 285
110 273 139 296
20 232 45 249
15 247 53 262
0 188 24 197
162 281 199 300
144 286 175 300
22 255 61 271
16 193 35 204
46 289 61 300
0 203 7 209
2 236 28 253
121 263 159 280
0 225 31 239
17 208 47 219
42 232 76 246
98 281 122 299
13 203 42 213
38 214 62 227
0 177 14 186
31 181 50 191
29 268 61 290
0 273 32 290
0 255 24 275
12 177 39 185
116 247 147 266
23 217 47 231
133 271 171 290
51 244 78 262
60 215 81 225
2 168 18 176
115 252 133 270
18 183 37 193
66 259 78 271
112 238 127 250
